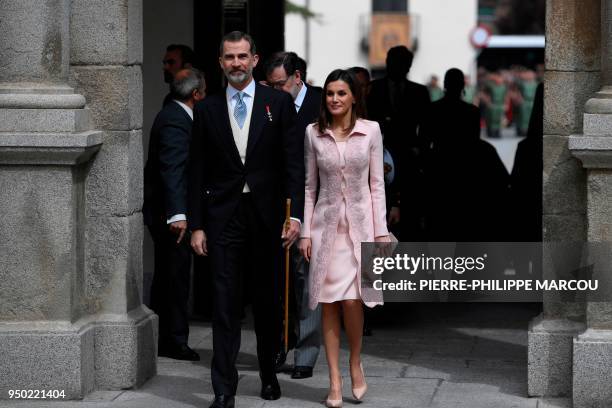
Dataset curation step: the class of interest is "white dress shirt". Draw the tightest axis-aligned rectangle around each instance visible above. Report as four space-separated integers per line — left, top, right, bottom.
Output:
294 83 307 113
226 79 256 118
227 79 256 193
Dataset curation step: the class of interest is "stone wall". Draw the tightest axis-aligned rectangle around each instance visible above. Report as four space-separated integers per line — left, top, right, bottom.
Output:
528 0 600 398
0 0 156 398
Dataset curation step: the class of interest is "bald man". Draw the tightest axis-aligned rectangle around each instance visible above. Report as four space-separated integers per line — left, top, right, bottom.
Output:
144 68 206 360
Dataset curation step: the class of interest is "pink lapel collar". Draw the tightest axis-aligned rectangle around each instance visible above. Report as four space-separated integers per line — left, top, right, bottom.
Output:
316 119 367 138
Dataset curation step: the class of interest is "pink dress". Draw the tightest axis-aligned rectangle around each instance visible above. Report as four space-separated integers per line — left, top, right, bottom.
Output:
318 142 360 303
301 119 389 309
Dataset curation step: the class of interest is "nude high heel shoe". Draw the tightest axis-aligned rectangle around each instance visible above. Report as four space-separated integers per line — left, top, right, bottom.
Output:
351 362 367 401
325 378 343 407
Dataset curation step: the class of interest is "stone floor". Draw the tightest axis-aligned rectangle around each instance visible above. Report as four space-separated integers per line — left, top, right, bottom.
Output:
1 304 572 408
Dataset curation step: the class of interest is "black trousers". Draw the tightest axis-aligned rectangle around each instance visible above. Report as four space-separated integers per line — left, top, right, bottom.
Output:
210 194 282 397
148 223 192 347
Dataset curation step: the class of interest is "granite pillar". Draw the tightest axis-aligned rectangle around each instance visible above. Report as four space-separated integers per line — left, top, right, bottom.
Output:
0 0 156 399
567 0 612 406
528 0 599 398
568 146 612 407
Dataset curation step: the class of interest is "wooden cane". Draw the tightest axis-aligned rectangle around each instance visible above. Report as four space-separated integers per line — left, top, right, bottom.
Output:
283 198 292 354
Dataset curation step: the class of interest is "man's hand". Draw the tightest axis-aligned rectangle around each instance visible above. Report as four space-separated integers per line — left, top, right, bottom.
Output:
169 220 188 244
281 219 301 249
191 229 208 256
389 206 400 225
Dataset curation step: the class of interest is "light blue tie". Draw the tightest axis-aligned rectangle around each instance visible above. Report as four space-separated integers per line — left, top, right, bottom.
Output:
233 91 247 128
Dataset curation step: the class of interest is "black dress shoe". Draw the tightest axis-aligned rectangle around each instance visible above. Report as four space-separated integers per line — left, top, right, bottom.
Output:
291 365 313 379
209 395 235 408
158 343 200 361
260 379 281 400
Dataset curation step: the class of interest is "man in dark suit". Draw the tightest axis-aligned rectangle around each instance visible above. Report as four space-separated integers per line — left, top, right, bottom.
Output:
264 51 322 380
423 68 509 241
367 46 431 240
189 32 304 408
144 68 206 360
162 44 196 107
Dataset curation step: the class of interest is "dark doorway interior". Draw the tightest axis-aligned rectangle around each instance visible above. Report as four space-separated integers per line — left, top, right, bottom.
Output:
194 0 285 95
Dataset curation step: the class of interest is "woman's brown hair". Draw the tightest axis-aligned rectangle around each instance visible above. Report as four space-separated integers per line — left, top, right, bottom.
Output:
317 69 365 133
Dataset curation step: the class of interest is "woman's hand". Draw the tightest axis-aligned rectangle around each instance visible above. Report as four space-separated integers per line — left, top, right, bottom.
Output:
298 238 312 262
374 235 392 257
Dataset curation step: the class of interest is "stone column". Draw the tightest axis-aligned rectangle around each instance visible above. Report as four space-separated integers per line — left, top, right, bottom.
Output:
0 0 156 399
528 0 600 398
584 0 612 119
69 0 157 392
568 143 612 407
569 2 612 407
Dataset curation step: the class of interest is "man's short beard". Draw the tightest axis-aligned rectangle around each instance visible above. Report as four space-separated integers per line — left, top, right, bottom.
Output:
226 70 250 85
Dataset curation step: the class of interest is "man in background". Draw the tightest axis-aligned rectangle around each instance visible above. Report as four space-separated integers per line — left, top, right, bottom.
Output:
427 74 444 102
144 68 206 361
348 66 371 108
367 46 431 240
162 44 196 106
265 51 322 380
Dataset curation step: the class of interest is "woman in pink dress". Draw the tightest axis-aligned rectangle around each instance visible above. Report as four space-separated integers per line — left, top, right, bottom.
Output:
298 69 390 407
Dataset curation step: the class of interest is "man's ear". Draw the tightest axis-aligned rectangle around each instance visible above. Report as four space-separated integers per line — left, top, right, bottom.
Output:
192 88 204 102
218 57 223 70
295 70 302 82
253 54 259 67
184 62 193 69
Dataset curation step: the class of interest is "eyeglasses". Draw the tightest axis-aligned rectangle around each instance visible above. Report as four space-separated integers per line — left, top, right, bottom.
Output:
269 76 291 89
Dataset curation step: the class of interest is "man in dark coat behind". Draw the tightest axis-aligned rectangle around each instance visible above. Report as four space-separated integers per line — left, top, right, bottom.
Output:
264 51 322 380
422 68 509 241
162 44 197 107
510 82 543 241
367 46 431 240
143 67 205 360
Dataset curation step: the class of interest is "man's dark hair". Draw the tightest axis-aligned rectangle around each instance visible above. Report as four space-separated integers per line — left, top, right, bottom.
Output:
348 66 370 82
444 68 465 97
170 68 206 101
296 56 308 81
386 45 414 80
219 31 257 55
166 44 196 67
264 51 301 78
317 69 365 132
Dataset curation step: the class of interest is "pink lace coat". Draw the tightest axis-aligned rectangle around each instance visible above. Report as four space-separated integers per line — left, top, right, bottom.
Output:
301 119 388 310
